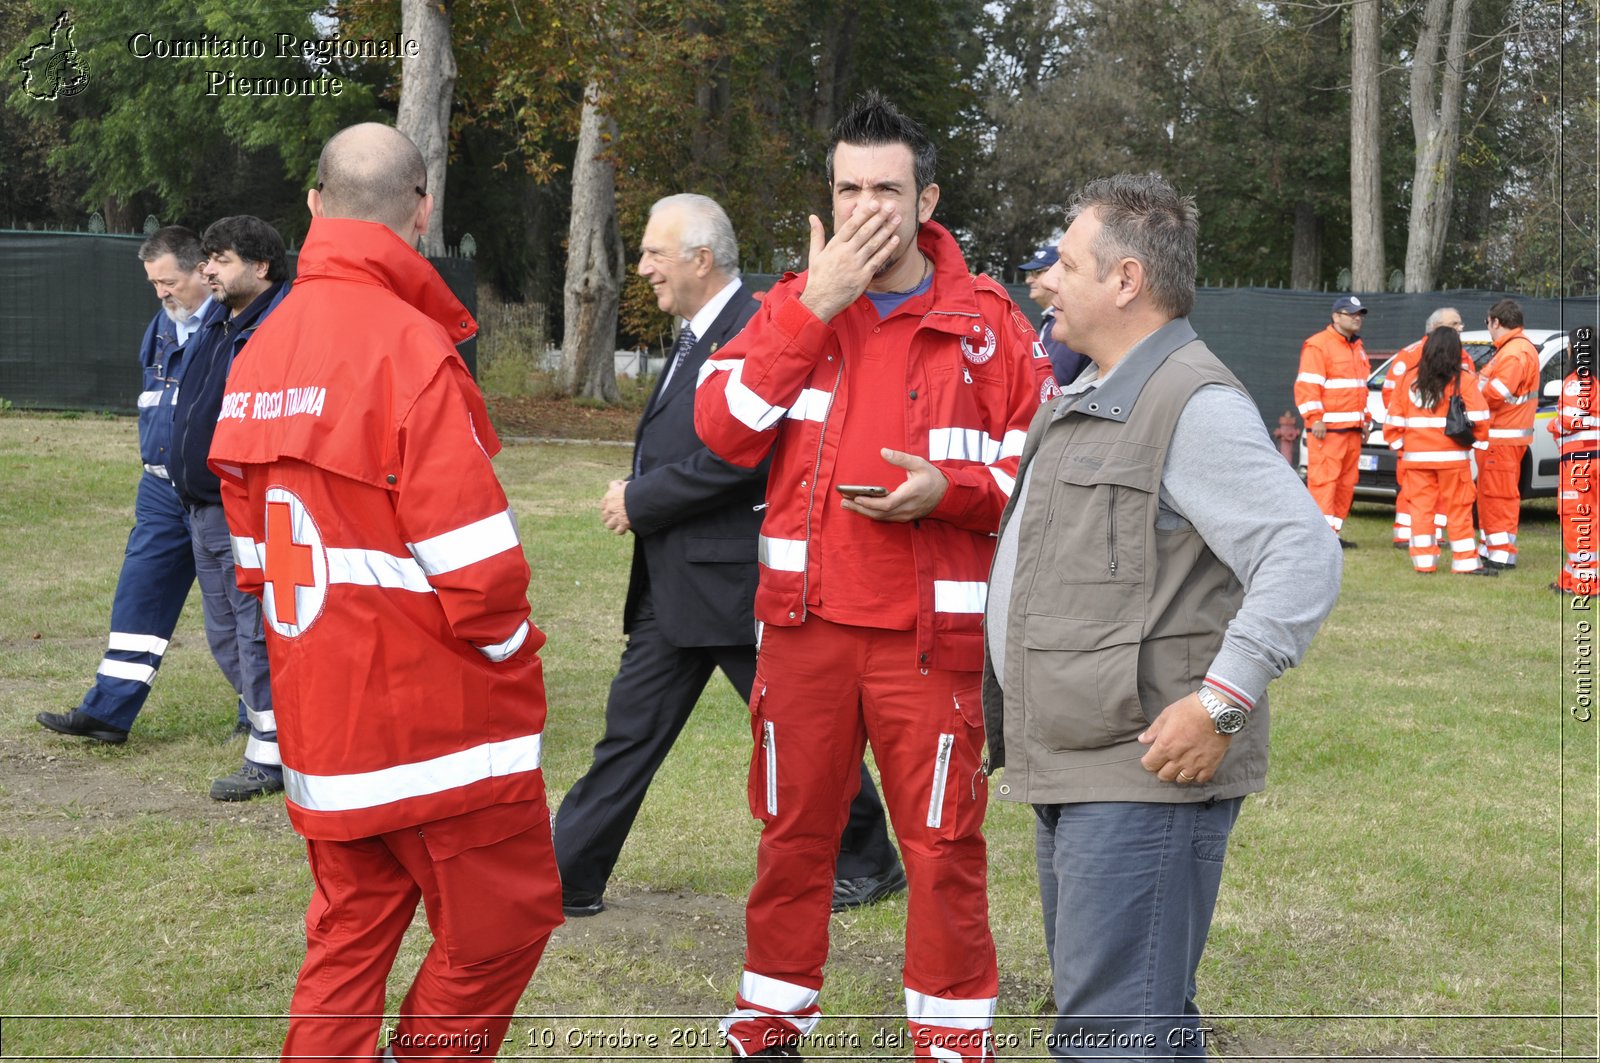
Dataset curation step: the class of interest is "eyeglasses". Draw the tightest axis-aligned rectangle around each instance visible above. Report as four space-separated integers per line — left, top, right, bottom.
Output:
314 181 427 197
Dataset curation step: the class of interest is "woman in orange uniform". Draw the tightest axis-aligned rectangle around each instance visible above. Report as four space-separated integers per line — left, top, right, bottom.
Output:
1551 332 1599 594
1386 327 1492 575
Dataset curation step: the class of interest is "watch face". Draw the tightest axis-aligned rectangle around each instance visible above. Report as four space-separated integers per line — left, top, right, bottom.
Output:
1214 707 1247 735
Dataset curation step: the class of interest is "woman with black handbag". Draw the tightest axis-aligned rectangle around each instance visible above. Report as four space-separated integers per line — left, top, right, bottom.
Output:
1385 327 1493 575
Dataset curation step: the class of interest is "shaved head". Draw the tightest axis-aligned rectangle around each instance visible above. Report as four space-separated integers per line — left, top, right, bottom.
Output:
313 123 429 234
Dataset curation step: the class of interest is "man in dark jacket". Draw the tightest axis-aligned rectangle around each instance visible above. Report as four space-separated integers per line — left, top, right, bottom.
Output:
554 193 902 916
173 215 289 800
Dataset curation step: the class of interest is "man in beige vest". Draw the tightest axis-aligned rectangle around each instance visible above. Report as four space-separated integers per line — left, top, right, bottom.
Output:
982 174 1341 1060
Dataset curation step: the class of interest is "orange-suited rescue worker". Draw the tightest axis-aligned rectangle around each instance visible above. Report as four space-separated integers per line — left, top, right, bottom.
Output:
1381 308 1468 547
1385 327 1492 575
209 123 561 1060
1295 295 1372 547
695 92 1057 1061
1478 298 1541 569
1551 327 1598 595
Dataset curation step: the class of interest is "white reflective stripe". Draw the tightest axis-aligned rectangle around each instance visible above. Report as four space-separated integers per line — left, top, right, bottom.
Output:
1559 430 1600 445
1450 557 1480 572
325 547 433 593
929 427 998 464
1296 372 1326 385
477 620 529 663
1560 406 1598 421
1503 392 1534 405
738 972 819 1016
904 989 996 1031
1321 411 1364 424
142 463 170 479
711 359 790 432
758 535 807 572
1466 409 1489 421
1394 512 1412 526
231 534 265 570
763 720 777 816
933 580 987 614
1297 401 1324 414
927 733 954 828
989 466 1016 497
1386 415 1407 427
1411 535 1435 549
213 461 243 479
137 390 162 408
1489 378 1512 399
1413 556 1437 570
1486 549 1512 564
1405 450 1471 463
1324 514 1342 530
98 659 156 685
284 732 543 812
720 1010 820 1045
246 705 277 732
108 632 170 656
1449 538 1476 553
1324 377 1367 388
245 735 282 767
1406 416 1446 428
408 510 519 577
1488 428 1533 439
784 388 832 423
1485 532 1513 546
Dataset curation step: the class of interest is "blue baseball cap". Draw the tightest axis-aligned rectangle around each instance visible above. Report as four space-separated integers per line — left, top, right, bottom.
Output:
1017 245 1059 272
1331 295 1369 315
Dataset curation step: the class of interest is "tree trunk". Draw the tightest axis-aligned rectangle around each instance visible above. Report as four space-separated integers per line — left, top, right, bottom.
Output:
1349 0 1385 291
1403 0 1474 291
396 0 455 257
1292 200 1323 289
559 81 623 403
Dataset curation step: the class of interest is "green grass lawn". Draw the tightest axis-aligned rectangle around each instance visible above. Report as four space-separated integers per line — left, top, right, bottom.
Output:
0 413 1593 1059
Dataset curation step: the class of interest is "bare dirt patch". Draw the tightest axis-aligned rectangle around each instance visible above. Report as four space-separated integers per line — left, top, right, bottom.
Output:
489 396 640 444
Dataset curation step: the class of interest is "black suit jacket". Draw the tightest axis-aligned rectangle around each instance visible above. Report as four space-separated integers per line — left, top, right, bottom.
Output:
623 284 767 647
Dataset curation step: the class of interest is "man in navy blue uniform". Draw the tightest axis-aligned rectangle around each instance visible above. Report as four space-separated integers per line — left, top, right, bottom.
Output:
37 227 221 745
1018 243 1089 387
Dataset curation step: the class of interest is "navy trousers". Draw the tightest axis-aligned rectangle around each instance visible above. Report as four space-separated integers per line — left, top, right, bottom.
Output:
1034 797 1244 1061
78 473 196 732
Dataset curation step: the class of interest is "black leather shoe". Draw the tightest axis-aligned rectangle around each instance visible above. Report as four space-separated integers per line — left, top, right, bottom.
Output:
1466 567 1499 577
831 865 907 911
1337 538 1359 549
230 719 250 740
562 892 605 917
209 764 284 801
36 709 128 745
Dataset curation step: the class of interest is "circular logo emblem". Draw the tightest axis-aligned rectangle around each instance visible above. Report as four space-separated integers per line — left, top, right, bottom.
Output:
1041 379 1063 403
261 486 328 639
960 326 997 365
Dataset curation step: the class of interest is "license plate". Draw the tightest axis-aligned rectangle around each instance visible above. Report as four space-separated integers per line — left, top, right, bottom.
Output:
1358 454 1380 472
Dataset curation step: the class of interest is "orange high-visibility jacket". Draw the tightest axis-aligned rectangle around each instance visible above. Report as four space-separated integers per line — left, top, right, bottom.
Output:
1296 325 1371 430
1551 371 1600 458
1386 366 1490 463
1481 328 1540 444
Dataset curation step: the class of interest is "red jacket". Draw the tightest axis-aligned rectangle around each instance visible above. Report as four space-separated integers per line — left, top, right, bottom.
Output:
693 221 1055 673
1551 371 1600 458
1296 325 1371 430
1385 366 1490 463
208 218 547 841
1482 327 1540 443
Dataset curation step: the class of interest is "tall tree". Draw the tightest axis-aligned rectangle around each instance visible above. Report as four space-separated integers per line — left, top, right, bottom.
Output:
560 81 623 402
396 0 455 256
1402 0 1474 291
1350 0 1386 290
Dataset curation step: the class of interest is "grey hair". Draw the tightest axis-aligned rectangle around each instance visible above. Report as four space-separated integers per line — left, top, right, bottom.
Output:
649 193 740 277
138 225 204 272
1066 174 1198 319
1424 306 1460 332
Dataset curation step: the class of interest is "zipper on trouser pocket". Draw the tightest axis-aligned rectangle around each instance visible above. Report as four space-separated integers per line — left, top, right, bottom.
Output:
763 719 778 816
926 733 955 828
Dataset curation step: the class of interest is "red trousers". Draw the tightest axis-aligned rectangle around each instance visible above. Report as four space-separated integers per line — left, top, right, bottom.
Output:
1559 457 1598 593
1477 443 1528 565
723 617 997 1061
282 797 563 1061
1306 428 1363 531
1402 464 1479 572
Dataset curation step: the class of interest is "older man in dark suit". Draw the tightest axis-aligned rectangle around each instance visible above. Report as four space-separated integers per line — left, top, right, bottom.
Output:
555 193 901 916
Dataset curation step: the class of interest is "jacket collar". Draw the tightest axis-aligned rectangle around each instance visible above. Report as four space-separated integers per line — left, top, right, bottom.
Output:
1492 326 1527 351
1055 317 1196 424
294 218 477 344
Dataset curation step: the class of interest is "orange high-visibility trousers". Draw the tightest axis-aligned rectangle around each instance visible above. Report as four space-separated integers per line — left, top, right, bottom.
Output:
1306 429 1364 531
1476 443 1528 566
1559 456 1599 593
1402 464 1479 573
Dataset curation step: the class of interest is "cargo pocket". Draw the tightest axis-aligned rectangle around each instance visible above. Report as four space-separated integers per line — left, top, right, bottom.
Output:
1022 615 1147 751
926 681 987 839
747 683 778 822
1047 444 1159 587
419 801 561 967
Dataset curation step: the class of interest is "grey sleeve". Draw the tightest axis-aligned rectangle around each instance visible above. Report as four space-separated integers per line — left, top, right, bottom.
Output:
1158 385 1343 708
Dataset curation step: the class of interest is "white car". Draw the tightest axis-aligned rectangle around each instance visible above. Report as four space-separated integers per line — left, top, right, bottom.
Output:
1298 328 1569 501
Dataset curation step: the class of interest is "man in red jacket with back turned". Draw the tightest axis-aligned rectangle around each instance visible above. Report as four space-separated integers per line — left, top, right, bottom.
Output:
209 123 560 1061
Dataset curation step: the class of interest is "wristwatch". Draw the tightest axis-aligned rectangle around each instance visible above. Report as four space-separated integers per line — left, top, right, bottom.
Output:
1197 687 1247 736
